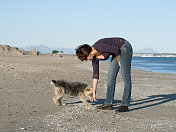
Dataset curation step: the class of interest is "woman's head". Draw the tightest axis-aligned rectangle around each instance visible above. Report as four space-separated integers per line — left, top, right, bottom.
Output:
75 44 92 61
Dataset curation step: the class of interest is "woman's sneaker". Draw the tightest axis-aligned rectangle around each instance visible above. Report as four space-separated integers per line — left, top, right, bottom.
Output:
96 104 113 110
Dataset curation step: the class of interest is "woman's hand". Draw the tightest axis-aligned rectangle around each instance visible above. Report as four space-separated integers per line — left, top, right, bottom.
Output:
91 95 98 104
96 54 105 60
116 55 121 67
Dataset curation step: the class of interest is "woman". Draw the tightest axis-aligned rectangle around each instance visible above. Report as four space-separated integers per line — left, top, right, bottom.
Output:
76 37 133 112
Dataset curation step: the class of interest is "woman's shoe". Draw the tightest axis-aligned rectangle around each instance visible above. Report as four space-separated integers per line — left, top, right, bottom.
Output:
115 105 129 113
96 104 113 110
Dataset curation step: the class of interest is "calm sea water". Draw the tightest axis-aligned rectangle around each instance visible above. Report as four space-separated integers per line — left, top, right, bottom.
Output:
131 57 176 74
106 57 176 74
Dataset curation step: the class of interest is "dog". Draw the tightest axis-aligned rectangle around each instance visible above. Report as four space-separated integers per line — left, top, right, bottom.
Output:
51 80 93 107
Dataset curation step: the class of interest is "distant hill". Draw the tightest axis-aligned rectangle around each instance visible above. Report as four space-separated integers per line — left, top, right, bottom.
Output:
20 45 75 54
134 47 158 53
0 45 39 56
19 45 158 54
0 45 25 55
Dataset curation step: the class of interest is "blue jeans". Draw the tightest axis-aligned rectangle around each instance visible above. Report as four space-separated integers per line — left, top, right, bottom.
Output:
104 40 133 106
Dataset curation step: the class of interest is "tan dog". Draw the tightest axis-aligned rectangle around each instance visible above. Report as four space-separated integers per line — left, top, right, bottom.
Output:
51 80 93 107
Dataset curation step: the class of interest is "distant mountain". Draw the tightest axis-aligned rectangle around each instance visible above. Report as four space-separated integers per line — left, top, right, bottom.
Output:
134 47 158 53
19 45 158 54
19 45 75 54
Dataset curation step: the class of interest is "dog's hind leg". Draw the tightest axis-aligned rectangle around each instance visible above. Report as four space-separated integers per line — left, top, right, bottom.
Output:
58 96 66 106
53 93 65 106
53 87 65 106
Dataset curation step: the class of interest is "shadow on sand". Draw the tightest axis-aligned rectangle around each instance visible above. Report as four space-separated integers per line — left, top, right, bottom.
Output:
65 98 121 106
65 94 176 111
128 94 176 111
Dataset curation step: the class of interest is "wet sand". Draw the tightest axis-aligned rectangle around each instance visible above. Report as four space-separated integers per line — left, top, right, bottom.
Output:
0 55 176 131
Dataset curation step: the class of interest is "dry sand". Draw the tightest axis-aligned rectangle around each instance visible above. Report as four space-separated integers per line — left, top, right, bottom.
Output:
0 55 176 132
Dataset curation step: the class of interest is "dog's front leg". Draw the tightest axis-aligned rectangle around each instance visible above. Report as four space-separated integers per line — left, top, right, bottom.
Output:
79 95 92 108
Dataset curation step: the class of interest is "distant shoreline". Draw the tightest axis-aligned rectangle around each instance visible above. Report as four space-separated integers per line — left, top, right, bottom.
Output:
133 53 176 57
1 45 176 57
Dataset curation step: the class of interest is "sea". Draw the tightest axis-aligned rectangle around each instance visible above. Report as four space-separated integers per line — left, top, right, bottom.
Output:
106 57 176 74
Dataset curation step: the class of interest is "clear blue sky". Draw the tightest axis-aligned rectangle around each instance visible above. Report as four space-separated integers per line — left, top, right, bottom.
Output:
0 0 176 53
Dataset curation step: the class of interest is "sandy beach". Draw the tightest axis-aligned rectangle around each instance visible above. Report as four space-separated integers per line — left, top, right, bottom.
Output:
0 55 176 132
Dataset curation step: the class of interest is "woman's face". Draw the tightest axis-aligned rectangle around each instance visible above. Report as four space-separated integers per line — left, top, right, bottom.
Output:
87 53 94 61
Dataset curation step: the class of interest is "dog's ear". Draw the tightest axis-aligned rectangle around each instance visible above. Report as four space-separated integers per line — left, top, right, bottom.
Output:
85 87 93 94
84 87 93 101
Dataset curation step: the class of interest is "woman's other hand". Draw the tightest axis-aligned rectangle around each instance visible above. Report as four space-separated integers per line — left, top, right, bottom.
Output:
96 54 105 60
91 96 98 104
116 55 121 67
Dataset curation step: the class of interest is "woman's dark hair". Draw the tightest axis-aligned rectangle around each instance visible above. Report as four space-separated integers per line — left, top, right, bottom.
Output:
75 44 92 61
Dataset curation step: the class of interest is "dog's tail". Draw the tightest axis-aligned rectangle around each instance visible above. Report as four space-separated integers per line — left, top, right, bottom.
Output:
51 80 57 86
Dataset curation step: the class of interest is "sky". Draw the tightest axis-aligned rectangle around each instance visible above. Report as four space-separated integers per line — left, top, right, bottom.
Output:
0 0 176 53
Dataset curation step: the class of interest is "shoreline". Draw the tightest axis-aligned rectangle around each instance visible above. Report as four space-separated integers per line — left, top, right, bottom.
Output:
0 55 176 131
133 53 176 57
131 67 176 75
